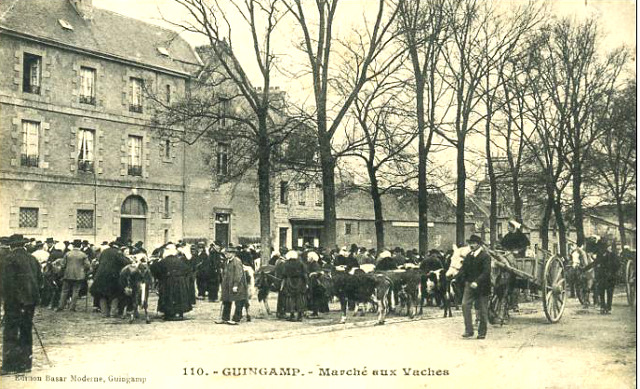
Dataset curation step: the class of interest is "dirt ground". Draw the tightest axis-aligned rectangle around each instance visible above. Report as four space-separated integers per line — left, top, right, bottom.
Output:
0 288 636 389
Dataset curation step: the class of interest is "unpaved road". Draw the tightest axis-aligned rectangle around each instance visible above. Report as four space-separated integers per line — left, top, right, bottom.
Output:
1 292 636 389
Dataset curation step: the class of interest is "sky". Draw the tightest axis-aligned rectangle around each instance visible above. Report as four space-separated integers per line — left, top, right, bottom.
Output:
93 0 636 194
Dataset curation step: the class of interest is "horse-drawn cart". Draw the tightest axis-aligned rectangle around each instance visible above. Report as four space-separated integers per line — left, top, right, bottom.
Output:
487 248 567 324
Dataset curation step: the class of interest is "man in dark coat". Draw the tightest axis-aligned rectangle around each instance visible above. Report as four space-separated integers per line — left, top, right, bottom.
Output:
150 244 193 320
217 249 248 325
208 243 225 302
57 240 90 312
500 220 530 257
1 234 42 375
334 247 359 272
459 234 491 340
592 237 620 314
195 243 213 300
90 239 130 317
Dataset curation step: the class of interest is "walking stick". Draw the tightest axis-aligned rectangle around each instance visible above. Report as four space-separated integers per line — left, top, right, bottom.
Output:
33 322 53 367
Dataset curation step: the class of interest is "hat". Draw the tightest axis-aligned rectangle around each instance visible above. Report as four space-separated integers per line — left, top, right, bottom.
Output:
72 239 83 248
8 234 29 248
467 234 483 245
46 237 55 244
508 220 522 230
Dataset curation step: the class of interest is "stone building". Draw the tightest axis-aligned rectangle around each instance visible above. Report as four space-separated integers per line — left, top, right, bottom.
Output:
0 0 236 249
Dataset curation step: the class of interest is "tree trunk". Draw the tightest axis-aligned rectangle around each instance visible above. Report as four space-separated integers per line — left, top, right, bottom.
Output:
416 75 429 256
572 157 585 246
257 115 271 267
456 138 466 246
616 197 627 247
552 196 567 257
541 184 554 251
318 131 337 249
368 166 385 253
512 175 523 224
485 112 497 248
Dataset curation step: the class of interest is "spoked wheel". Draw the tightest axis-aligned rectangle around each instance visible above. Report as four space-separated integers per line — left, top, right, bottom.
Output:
542 256 567 323
625 259 636 307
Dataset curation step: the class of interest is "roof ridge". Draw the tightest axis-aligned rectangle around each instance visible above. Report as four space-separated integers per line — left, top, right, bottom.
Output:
93 6 183 43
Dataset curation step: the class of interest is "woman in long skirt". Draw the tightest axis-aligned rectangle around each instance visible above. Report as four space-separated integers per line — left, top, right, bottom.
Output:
281 250 307 321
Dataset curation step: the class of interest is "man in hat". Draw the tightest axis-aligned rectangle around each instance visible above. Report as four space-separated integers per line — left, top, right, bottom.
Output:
459 234 491 340
57 240 91 312
0 234 42 375
217 248 247 325
500 220 530 258
90 238 130 317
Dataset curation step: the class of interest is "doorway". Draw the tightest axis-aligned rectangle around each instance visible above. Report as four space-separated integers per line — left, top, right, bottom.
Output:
215 212 230 247
121 195 147 246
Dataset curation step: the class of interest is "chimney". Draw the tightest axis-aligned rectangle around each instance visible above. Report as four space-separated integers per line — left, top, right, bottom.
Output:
70 0 93 20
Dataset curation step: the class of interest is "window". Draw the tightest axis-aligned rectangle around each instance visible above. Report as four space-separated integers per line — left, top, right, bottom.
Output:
129 77 143 112
77 209 94 229
23 53 41 94
297 182 307 206
164 139 171 158
79 67 96 105
77 129 95 172
164 195 170 218
165 84 171 104
315 183 323 206
280 181 288 204
127 135 143 176
216 143 229 176
345 223 352 235
19 207 38 228
218 98 230 127
21 120 40 167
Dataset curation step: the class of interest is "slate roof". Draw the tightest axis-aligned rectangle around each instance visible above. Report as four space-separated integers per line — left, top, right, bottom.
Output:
336 187 461 223
0 0 201 75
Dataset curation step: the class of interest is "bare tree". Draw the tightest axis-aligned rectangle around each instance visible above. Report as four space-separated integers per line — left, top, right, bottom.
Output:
155 0 298 263
590 79 637 246
284 0 399 248
396 0 449 255
340 60 417 252
535 17 629 246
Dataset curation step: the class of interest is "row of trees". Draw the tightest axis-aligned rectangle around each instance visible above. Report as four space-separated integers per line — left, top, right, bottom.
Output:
152 0 635 261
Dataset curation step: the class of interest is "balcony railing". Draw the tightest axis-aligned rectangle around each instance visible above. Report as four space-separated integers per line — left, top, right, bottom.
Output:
78 159 94 172
21 154 39 167
23 84 41 95
79 95 96 105
128 164 142 176
129 104 143 113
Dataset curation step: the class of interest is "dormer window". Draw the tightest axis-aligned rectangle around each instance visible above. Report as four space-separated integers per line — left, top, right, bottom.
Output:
58 19 74 30
157 47 170 57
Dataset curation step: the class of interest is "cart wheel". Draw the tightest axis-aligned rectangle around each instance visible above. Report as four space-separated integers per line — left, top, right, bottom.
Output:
542 255 566 323
625 259 636 307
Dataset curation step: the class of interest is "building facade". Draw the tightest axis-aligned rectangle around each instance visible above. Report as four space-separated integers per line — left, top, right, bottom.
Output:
0 0 218 249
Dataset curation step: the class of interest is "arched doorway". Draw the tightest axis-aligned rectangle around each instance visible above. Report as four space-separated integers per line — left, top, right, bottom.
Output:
121 195 147 245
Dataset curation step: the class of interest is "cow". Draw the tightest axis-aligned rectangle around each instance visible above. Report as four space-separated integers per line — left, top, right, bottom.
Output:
254 264 283 316
119 261 153 324
328 267 393 325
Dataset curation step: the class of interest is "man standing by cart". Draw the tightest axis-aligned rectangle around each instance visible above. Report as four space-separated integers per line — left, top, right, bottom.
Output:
460 235 491 340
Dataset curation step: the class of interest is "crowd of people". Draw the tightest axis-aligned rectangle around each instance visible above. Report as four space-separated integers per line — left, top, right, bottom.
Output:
0 223 634 374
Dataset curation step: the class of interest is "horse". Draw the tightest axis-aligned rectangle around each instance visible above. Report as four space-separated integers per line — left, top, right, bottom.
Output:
119 261 153 324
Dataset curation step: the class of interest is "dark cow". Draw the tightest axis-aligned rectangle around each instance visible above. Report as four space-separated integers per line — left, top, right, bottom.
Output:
254 264 283 316
119 262 153 324
328 269 392 325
